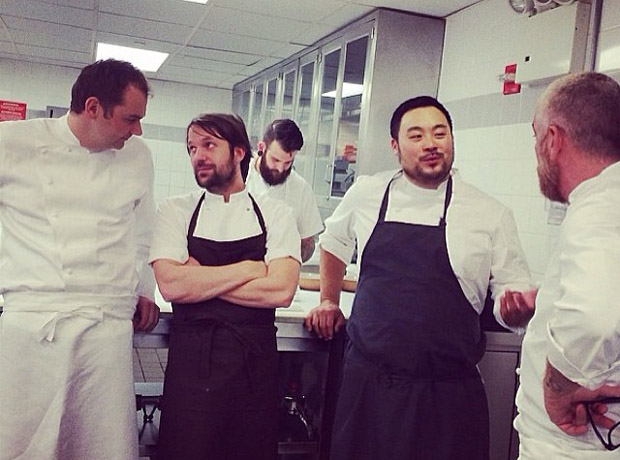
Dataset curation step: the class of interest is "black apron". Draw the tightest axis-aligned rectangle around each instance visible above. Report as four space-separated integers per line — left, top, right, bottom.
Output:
157 192 278 460
331 174 489 460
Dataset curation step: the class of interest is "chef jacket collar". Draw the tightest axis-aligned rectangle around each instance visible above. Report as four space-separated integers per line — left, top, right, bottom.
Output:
55 114 118 155
398 168 454 197
569 161 620 205
202 187 250 203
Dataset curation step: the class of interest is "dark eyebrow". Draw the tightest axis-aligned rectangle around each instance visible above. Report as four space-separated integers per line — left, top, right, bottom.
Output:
405 123 448 133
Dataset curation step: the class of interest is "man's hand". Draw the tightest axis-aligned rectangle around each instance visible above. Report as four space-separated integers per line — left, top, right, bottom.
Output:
500 288 537 328
544 360 620 435
304 300 345 340
133 296 160 332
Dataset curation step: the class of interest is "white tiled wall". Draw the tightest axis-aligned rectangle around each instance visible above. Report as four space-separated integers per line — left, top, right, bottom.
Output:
0 58 232 203
439 0 620 281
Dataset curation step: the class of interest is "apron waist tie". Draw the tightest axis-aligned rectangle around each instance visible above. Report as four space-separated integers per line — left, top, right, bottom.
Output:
37 307 104 342
182 318 264 392
350 343 479 388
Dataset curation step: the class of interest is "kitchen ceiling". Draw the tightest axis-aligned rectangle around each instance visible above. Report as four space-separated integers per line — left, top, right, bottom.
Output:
0 0 481 90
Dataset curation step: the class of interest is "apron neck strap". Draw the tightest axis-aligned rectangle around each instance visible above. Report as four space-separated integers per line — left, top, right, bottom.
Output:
377 172 453 226
188 192 268 237
188 192 206 237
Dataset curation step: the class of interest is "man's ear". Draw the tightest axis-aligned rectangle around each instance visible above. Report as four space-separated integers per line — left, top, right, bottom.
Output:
257 141 266 155
390 138 399 156
233 146 246 165
546 124 565 163
83 96 101 119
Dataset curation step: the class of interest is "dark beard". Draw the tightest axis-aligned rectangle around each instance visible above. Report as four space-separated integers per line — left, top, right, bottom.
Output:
259 156 292 186
537 157 565 203
194 155 236 192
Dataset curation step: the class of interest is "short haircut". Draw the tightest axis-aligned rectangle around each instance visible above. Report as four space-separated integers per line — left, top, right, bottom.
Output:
262 119 304 153
543 72 620 160
390 96 453 140
186 113 252 180
70 59 150 116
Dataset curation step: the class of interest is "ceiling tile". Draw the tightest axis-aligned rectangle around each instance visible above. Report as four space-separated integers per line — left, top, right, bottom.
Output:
199 6 312 43
320 3 375 27
168 54 246 73
0 0 95 28
98 0 210 26
95 32 181 54
3 17 92 42
97 13 194 45
16 43 91 64
9 29 91 53
181 46 262 66
189 29 283 56
218 0 349 22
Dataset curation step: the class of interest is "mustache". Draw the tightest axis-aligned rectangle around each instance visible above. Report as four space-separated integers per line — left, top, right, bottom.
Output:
420 151 443 160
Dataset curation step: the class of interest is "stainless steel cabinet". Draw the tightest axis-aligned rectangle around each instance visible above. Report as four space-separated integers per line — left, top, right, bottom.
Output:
232 9 445 221
478 334 522 460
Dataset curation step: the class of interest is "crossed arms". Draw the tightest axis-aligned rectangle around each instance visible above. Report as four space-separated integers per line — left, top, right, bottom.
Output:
152 255 300 309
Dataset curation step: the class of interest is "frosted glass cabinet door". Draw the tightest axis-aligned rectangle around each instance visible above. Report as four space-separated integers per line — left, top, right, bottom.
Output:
250 82 265 148
312 47 341 199
281 68 297 121
332 35 369 198
264 77 278 129
293 57 318 185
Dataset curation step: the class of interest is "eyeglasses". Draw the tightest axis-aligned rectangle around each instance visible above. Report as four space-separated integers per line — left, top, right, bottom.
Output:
586 397 620 451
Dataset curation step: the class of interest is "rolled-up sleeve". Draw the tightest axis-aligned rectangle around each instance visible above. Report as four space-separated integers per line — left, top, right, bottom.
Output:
546 202 620 389
149 197 193 265
264 200 301 264
318 181 361 265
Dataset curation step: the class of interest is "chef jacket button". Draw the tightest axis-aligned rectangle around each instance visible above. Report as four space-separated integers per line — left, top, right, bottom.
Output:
41 148 48 155
515 367 521 376
66 268 73 275
47 178 53 186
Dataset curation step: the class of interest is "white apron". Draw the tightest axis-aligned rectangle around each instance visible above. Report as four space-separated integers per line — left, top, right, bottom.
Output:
0 292 138 460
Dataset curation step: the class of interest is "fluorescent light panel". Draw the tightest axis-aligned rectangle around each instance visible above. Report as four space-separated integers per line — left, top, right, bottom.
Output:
182 0 209 3
96 43 168 72
322 82 364 99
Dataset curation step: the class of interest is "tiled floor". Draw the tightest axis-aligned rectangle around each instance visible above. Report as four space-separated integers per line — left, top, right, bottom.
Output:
133 347 167 382
133 348 166 459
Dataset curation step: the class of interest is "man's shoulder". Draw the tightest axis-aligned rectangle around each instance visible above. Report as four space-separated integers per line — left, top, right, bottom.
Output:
453 173 507 212
123 136 151 156
351 169 398 195
0 117 55 137
159 191 202 214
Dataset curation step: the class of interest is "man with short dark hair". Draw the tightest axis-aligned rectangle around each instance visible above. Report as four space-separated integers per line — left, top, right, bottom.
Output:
0 59 159 459
304 96 531 460
150 113 301 460
500 72 620 459
246 119 323 262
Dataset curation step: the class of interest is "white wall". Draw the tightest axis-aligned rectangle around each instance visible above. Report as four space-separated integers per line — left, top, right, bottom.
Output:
438 0 620 281
0 58 232 203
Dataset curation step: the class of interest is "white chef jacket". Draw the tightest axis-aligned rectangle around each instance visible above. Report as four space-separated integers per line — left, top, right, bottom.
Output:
320 169 531 314
0 115 156 308
246 157 324 239
0 115 155 460
515 161 620 458
149 188 301 266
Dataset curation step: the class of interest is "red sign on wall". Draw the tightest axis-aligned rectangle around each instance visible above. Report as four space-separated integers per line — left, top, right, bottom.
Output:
0 100 27 121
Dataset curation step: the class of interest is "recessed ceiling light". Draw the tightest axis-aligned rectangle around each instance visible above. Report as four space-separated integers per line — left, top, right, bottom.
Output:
96 43 169 72
322 82 364 99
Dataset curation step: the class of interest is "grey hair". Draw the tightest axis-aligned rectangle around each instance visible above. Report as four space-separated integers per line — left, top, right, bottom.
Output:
542 72 620 160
